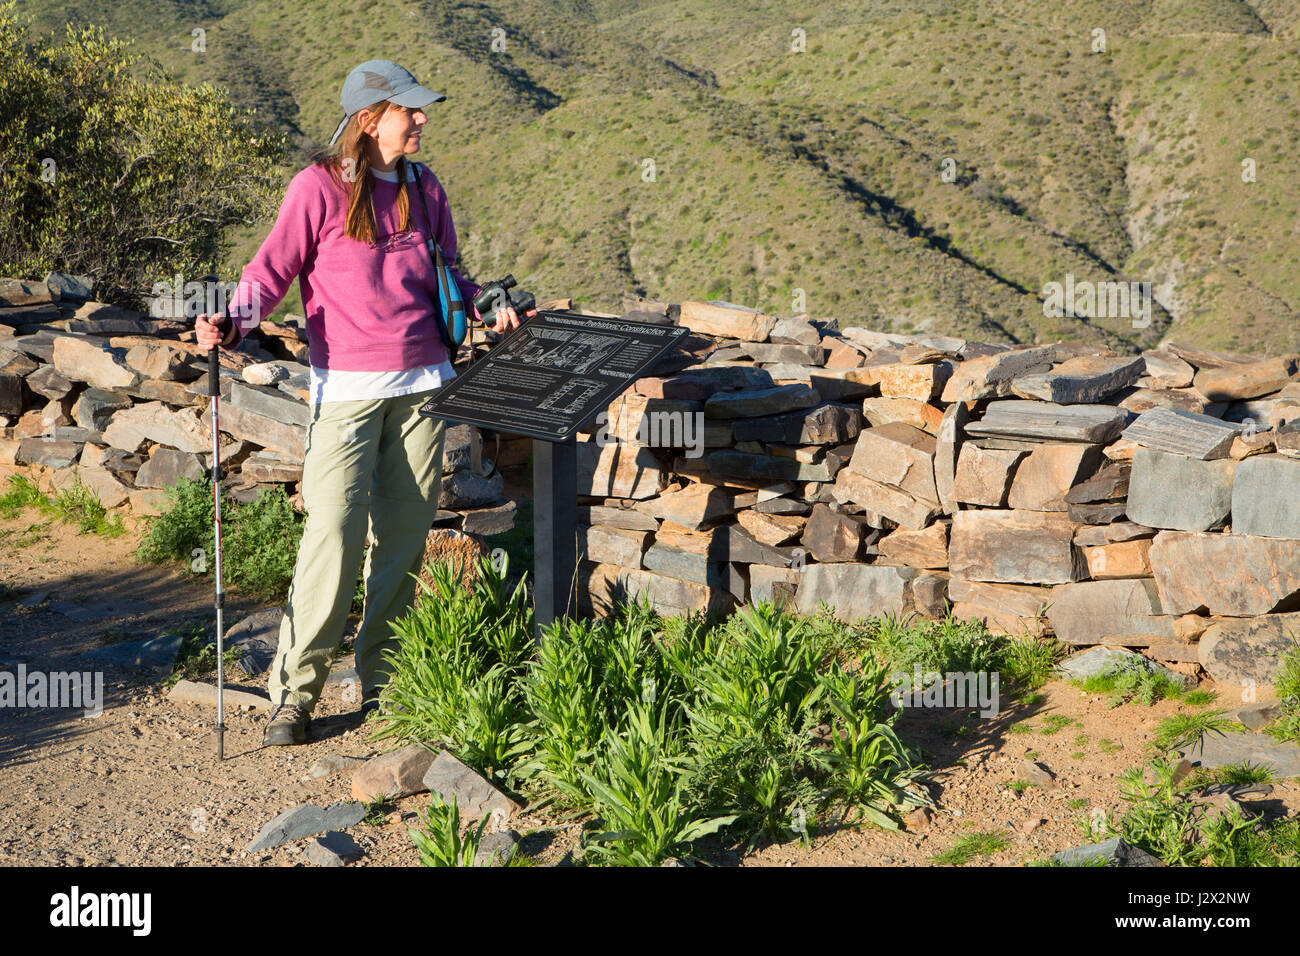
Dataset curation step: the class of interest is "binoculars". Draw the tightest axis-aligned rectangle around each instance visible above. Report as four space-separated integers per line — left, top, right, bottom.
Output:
472 274 535 321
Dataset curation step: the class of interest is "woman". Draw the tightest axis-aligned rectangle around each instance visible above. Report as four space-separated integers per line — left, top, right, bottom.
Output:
196 60 534 746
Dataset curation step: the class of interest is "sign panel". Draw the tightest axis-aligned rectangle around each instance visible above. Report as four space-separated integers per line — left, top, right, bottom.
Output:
417 310 689 441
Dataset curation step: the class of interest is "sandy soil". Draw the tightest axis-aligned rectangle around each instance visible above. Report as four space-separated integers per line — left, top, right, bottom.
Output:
2 510 1295 868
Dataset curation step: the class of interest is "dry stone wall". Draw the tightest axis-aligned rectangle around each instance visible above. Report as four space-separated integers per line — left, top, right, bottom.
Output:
6 276 1300 691
575 297 1300 691
0 277 524 535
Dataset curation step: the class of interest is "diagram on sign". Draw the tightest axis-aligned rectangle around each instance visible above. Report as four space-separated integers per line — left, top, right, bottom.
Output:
538 378 604 415
497 326 624 375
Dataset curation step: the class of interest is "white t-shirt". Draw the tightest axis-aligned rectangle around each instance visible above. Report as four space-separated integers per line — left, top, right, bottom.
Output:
309 164 455 405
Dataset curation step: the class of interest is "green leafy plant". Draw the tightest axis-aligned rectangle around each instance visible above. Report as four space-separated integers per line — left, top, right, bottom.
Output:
930 830 1009 866
409 795 490 867
373 556 533 780
1077 657 1186 707
580 701 735 866
1266 634 1300 744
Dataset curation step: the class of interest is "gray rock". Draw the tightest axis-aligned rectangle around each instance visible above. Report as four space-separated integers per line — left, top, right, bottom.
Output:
731 403 861 446
1011 355 1144 404
225 607 284 677
83 633 184 675
304 831 363 867
704 384 820 419
1231 454 1300 539
1197 614 1300 687
1149 531 1300 616
440 469 504 509
1121 407 1240 459
1227 700 1285 732
473 829 520 867
460 501 518 536
15 438 81 468
1047 580 1175 647
1125 447 1234 531
229 380 309 428
134 447 204 489
423 751 522 828
706 450 832 483
964 400 1130 443
794 563 918 623
25 364 75 401
1054 837 1163 867
44 272 95 302
1058 645 1147 681
1181 731 1300 779
949 509 1082 585
245 801 366 852
1056 645 1190 687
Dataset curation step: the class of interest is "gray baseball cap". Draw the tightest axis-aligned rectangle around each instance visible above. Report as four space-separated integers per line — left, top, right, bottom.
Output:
328 60 445 146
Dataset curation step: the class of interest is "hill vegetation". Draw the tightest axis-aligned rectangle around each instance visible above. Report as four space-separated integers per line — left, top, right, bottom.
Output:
12 0 1300 352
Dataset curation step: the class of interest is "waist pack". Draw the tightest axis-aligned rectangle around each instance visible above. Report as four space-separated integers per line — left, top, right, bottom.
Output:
408 163 469 354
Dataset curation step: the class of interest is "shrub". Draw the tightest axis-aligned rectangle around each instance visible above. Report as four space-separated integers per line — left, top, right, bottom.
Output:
0 1 284 304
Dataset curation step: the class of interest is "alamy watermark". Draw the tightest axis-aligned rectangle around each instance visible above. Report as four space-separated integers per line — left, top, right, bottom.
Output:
890 666 1000 718
149 274 261 329
1042 273 1152 329
593 407 706 459
1 664 104 718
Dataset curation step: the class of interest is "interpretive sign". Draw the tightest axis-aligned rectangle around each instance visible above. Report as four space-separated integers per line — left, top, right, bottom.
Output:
416 310 689 441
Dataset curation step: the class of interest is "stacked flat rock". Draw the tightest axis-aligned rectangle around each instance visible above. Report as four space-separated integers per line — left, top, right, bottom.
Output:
572 298 1300 690
0 276 524 536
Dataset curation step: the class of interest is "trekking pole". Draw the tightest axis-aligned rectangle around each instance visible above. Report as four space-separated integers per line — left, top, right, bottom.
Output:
203 276 227 761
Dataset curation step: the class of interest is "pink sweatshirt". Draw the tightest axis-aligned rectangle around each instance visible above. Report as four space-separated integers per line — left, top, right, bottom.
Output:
228 161 483 371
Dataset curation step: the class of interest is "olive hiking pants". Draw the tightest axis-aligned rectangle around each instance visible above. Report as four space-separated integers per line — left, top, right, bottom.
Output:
268 390 445 712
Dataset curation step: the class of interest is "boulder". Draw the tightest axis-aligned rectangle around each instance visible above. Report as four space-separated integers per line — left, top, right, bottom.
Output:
949 510 1081 585
794 563 918 623
1231 454 1300 539
1197 614 1300 687
1125 447 1234 531
1149 531 1300 616
1046 579 1174 646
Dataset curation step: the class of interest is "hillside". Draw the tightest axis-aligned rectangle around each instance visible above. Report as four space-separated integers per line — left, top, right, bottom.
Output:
19 0 1300 352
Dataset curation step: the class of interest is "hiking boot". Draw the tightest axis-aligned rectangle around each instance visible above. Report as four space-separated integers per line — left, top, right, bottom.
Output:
360 700 380 721
263 702 310 746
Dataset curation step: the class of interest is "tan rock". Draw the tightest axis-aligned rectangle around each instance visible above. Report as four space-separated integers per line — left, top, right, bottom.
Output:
848 422 938 503
861 396 944 434
874 362 950 401
1007 443 1103 511
577 440 666 499
52 335 139 390
1194 354 1300 402
736 508 805 546
954 444 1026 507
678 301 775 342
831 469 940 530
949 510 1082 585
1082 538 1152 579
876 521 949 569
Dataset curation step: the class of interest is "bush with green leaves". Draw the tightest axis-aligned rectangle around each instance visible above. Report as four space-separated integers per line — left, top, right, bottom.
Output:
379 588 930 865
0 1 284 304
1107 756 1300 867
1266 634 1300 745
409 794 490 868
137 477 365 610
372 556 534 780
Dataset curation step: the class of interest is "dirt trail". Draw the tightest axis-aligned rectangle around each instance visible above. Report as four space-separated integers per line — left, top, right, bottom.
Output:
2 514 1296 867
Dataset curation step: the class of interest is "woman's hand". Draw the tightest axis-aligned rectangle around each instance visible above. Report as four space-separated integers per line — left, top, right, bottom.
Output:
490 306 538 334
195 313 233 350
